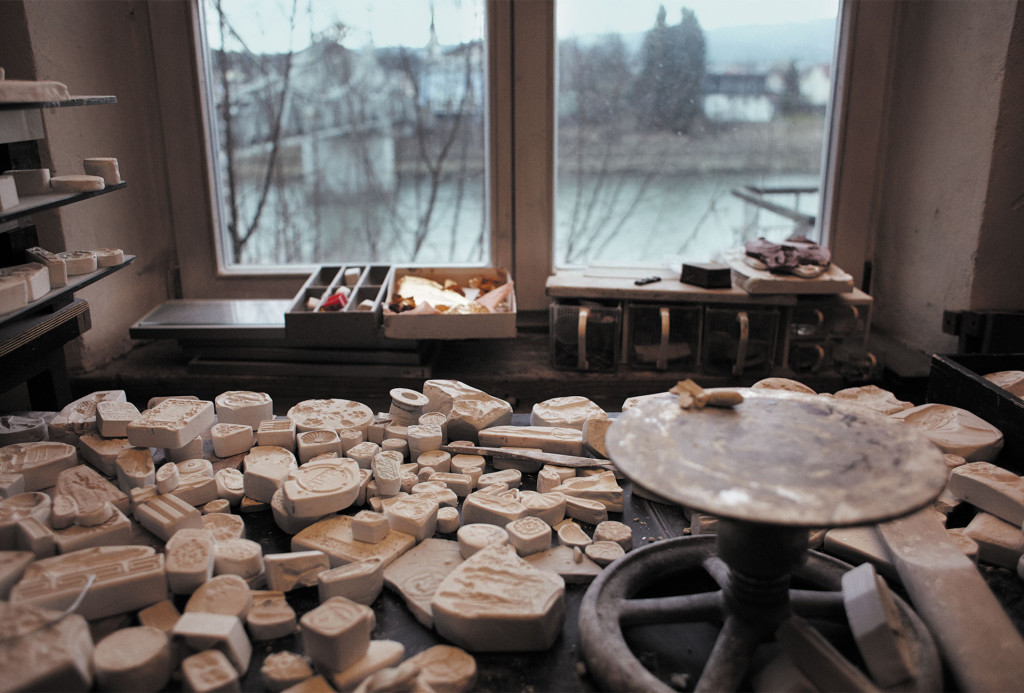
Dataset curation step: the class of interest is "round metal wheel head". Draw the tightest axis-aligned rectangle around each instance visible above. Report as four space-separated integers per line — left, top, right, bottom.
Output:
607 389 946 527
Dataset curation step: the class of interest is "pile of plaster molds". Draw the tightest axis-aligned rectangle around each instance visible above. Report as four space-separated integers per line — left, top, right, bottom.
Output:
0 382 635 691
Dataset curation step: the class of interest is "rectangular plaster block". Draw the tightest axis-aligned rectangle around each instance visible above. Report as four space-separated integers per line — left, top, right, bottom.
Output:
949 461 1024 526
300 597 375 672
181 649 240 693
127 398 215 450
9 545 167 620
963 511 1024 569
318 557 385 606
165 435 204 463
383 496 439 543
170 459 219 507
246 589 297 641
478 425 584 456
243 447 298 504
823 527 898 582
174 611 252 675
0 441 78 491
76 433 131 477
52 506 133 554
136 493 204 541
292 515 414 568
257 419 296 450
115 447 156 491
138 598 182 633
351 510 390 544
264 550 330 592
297 430 343 464
212 423 255 459
96 400 141 438
0 602 93 693
6 169 51 196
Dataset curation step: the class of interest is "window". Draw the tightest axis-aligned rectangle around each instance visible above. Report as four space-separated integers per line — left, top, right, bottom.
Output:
165 0 884 308
200 0 489 269
555 0 839 269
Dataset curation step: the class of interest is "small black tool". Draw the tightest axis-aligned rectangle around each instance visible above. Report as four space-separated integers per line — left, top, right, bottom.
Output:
634 275 661 286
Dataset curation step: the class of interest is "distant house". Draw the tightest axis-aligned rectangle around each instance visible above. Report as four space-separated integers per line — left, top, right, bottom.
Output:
222 39 404 197
800 64 832 108
703 72 775 123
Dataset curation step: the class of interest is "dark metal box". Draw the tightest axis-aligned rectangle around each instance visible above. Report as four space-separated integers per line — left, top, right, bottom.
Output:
928 353 1024 471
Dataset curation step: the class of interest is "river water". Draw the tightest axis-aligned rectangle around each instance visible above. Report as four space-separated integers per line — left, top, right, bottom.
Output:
234 170 820 269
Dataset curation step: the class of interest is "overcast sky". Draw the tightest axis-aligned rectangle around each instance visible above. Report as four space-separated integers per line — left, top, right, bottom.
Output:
208 0 839 53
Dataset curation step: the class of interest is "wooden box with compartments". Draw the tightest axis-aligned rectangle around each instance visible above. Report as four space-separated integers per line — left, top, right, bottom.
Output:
284 264 391 344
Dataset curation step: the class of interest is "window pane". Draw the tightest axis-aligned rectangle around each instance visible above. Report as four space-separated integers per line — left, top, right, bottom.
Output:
201 0 488 268
555 0 839 268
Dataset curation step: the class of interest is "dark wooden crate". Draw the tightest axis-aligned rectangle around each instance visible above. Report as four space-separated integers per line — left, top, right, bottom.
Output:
927 353 1024 472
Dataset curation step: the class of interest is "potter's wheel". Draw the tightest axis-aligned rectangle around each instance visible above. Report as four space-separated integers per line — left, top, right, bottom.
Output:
578 389 947 692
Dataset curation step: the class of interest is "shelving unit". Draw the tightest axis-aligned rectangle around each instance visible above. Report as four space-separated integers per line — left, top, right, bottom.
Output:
0 94 133 408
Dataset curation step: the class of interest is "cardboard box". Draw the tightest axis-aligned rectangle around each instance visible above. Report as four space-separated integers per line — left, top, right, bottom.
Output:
383 267 516 340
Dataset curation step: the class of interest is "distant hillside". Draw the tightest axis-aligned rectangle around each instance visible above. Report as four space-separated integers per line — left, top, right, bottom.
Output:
706 17 837 66
574 17 837 69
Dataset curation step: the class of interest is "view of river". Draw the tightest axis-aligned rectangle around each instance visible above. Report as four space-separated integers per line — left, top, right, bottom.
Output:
234 170 820 269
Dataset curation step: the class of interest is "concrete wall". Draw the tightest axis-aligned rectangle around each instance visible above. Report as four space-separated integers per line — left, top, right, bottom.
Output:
871 0 1024 360
0 1 179 372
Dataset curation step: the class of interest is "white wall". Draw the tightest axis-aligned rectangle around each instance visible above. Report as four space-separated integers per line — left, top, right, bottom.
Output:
870 0 1024 361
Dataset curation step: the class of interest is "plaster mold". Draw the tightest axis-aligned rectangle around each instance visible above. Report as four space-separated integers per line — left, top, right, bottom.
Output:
300 596 375 672
203 510 247 542
282 458 361 518
215 390 274 431
287 399 375 435
430 544 565 652
478 425 584 456
243 446 298 503
265 550 330 591
181 649 239 693
247 589 298 640
114 447 155 491
95 400 140 438
456 523 509 559
93 625 174 692
136 492 203 541
126 398 215 450
184 573 253 619
0 602 93 692
891 403 1004 461
166 527 215 594
329 640 405 692
10 545 166 620
318 557 385 606
0 441 77 491
530 396 609 431
382 537 463 627
173 611 252 674
292 514 415 568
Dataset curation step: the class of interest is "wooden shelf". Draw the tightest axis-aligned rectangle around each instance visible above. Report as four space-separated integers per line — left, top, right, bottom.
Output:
0 182 127 225
0 255 134 328
0 95 116 111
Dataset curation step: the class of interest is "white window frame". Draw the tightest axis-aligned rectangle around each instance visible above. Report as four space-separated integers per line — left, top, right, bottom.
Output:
149 0 894 311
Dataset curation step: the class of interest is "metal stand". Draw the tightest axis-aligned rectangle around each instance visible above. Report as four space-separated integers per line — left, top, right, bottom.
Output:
579 390 949 692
